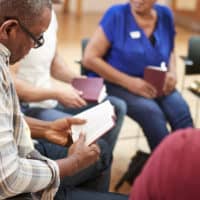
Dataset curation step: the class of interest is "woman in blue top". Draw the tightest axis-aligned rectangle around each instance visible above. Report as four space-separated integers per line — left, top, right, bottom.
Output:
83 0 193 150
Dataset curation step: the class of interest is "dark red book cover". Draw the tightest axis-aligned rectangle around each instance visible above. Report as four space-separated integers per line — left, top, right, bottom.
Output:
72 77 107 103
144 66 166 97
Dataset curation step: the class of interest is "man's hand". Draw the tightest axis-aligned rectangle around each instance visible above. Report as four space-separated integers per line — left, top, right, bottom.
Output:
163 72 177 95
44 118 86 146
67 133 100 174
55 84 87 108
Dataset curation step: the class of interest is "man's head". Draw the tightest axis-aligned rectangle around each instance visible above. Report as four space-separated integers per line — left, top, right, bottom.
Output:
0 0 52 64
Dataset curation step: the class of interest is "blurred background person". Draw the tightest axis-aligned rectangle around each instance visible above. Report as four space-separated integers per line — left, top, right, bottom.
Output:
83 0 193 151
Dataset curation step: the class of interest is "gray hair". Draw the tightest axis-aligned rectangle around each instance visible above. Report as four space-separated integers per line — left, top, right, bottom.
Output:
0 0 52 26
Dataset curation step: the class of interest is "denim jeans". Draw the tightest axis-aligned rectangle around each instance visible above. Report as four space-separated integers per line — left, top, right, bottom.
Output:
8 189 128 200
7 185 129 200
106 83 193 150
55 188 128 200
6 193 32 200
21 96 127 152
35 138 112 199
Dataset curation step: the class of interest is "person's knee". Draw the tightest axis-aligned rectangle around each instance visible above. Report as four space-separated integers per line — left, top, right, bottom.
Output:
108 96 127 116
170 105 194 129
128 101 164 121
96 139 112 170
164 91 190 115
162 91 193 128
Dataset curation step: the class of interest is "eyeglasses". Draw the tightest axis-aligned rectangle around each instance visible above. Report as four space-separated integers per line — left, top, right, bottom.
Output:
17 20 45 48
4 17 45 49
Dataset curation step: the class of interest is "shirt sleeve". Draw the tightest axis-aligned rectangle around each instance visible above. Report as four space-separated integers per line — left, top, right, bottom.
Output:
162 6 176 51
0 71 59 199
99 6 118 43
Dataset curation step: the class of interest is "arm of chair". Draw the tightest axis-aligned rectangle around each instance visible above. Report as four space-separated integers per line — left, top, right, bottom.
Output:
75 60 82 64
188 80 200 97
180 55 194 66
74 60 88 75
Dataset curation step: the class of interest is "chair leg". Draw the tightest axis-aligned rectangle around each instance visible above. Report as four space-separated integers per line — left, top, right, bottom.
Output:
63 0 69 13
76 0 82 18
63 0 82 18
181 71 186 92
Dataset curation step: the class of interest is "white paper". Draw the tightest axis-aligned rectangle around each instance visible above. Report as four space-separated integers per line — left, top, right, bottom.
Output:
71 100 115 145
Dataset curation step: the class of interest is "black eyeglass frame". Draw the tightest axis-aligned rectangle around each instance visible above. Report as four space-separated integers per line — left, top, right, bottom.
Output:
4 17 45 49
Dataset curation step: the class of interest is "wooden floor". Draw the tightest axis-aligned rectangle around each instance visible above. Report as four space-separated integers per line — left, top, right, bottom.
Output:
54 4 200 195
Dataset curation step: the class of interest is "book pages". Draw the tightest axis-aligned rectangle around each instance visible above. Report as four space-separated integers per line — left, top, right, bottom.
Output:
71 100 115 145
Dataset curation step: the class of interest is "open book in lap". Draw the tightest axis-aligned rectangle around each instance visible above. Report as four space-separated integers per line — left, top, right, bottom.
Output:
71 100 116 146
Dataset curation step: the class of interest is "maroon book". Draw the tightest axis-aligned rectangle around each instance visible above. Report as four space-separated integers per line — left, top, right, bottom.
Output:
144 66 167 97
72 77 107 103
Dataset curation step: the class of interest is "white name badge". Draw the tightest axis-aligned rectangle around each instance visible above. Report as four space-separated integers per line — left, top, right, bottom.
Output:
130 31 141 39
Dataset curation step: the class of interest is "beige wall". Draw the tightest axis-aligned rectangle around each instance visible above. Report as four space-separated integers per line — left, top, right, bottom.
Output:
70 0 126 13
70 0 171 14
158 0 172 6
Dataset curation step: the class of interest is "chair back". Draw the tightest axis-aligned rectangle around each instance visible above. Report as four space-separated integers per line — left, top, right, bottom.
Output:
80 38 91 75
186 36 200 74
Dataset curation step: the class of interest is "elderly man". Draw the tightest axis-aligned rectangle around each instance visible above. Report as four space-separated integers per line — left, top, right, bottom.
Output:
0 1 128 200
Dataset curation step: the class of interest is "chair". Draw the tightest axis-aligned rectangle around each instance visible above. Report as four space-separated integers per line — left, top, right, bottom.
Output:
180 36 200 126
80 38 90 75
181 36 200 89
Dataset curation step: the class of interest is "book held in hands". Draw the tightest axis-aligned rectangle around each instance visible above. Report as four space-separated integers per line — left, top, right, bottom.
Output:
144 64 167 97
72 77 107 103
71 100 115 146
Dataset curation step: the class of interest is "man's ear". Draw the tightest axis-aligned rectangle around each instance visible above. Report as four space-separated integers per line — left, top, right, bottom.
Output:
0 20 18 40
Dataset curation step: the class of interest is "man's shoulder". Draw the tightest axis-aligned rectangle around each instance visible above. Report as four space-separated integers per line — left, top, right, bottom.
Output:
0 57 7 77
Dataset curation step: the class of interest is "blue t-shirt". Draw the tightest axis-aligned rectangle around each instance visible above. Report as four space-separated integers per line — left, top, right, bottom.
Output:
90 3 175 78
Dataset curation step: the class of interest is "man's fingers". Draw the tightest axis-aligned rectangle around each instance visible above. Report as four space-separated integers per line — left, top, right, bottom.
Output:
90 144 101 155
77 97 87 107
77 132 86 143
65 134 73 146
67 118 87 125
73 99 87 108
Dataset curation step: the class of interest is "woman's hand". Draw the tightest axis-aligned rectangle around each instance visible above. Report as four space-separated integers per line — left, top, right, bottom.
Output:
163 72 177 95
126 77 157 98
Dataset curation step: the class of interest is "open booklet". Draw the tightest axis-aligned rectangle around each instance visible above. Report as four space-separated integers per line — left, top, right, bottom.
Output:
71 100 115 146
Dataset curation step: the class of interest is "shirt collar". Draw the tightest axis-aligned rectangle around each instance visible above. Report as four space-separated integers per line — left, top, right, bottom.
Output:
0 43 11 66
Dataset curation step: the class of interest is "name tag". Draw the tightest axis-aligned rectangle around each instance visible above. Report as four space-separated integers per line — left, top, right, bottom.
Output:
130 31 141 39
